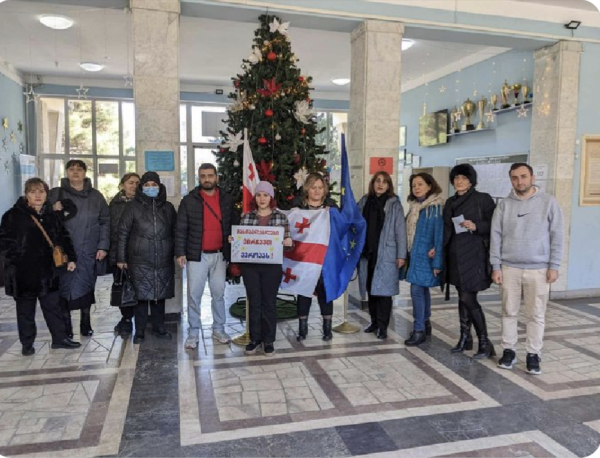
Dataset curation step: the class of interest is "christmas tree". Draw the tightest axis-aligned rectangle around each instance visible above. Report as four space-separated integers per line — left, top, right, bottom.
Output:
215 14 328 210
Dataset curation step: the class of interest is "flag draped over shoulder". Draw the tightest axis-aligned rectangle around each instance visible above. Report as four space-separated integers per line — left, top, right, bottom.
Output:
280 208 329 297
242 128 260 214
322 134 366 303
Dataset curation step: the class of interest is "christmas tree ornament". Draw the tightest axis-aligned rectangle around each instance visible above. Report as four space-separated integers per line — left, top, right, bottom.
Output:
294 167 309 189
275 134 282 141
258 137 267 145
222 131 244 151
293 152 300 164
233 159 240 167
264 40 270 46
267 52 277 62
298 76 304 82
76 83 89 100
269 18 290 35
229 91 246 112
265 109 274 117
294 100 314 124
301 128 306 135
517 105 529 118
258 78 282 97
257 160 276 181
248 46 262 65
234 79 240 88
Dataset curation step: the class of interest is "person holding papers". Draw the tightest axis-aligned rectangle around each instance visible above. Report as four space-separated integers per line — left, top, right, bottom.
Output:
237 181 293 357
442 164 496 359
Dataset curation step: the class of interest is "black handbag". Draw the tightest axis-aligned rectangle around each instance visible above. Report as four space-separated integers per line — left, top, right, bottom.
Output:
110 269 137 307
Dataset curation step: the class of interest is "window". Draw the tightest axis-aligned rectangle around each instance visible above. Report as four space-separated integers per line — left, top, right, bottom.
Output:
315 111 348 194
38 97 137 200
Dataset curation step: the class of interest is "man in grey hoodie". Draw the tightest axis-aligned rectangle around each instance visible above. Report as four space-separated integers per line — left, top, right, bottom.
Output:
490 163 564 375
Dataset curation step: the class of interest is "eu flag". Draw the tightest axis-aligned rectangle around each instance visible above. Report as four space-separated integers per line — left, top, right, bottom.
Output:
322 133 367 303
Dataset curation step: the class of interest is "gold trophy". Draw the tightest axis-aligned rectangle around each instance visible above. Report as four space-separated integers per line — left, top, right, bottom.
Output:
521 84 531 104
476 97 487 130
461 98 476 131
491 93 498 111
501 80 511 109
451 106 460 133
512 83 522 106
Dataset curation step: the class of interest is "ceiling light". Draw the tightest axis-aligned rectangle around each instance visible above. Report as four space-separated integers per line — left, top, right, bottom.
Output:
402 39 415 51
564 20 581 30
40 15 74 30
80 62 104 72
332 78 351 86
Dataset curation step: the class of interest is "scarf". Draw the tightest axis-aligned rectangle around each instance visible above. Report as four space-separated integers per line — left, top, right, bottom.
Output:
406 193 445 251
362 193 388 262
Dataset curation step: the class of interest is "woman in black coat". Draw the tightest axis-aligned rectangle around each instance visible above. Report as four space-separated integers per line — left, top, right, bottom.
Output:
108 172 140 335
117 172 177 344
443 164 496 359
0 178 81 355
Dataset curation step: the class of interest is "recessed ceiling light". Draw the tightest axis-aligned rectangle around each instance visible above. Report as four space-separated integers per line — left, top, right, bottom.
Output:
80 62 104 72
40 15 74 30
332 78 351 86
402 39 415 51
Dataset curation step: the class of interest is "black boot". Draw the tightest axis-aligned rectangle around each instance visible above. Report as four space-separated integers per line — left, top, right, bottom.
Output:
451 302 473 353
297 318 308 341
80 307 94 337
364 323 378 333
425 320 432 337
404 330 426 346
322 318 333 341
471 307 495 359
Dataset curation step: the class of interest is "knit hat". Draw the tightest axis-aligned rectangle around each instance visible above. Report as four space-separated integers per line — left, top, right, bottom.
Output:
141 171 161 186
255 181 274 199
449 164 477 187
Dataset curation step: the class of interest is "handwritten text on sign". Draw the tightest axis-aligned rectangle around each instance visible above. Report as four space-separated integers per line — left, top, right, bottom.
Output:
231 225 284 264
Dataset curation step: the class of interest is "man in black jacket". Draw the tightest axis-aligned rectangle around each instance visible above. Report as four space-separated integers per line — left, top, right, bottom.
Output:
175 164 236 349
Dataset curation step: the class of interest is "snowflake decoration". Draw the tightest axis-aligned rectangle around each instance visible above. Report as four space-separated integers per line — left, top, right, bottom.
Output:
293 167 309 190
1 137 7 152
439 86 446 93
123 74 133 87
485 111 496 123
269 18 290 35
76 83 89 99
17 121 23 133
10 131 16 143
3 160 9 173
517 105 529 118
293 100 314 124
248 47 262 65
222 131 243 152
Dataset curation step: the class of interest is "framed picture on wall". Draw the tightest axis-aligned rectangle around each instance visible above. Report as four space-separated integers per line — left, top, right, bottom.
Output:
399 126 407 147
580 135 600 206
406 153 413 165
413 155 421 167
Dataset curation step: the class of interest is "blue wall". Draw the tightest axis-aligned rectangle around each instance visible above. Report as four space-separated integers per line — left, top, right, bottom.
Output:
0 73 26 216
569 42 600 291
400 50 534 167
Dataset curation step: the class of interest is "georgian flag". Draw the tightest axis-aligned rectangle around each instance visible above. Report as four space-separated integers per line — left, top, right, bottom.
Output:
280 208 330 297
242 128 260 214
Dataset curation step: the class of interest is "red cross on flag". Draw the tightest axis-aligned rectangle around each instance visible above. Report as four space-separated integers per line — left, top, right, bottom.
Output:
242 128 260 214
280 208 330 297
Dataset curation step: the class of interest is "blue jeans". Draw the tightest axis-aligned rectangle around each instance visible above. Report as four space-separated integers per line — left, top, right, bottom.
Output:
410 284 431 331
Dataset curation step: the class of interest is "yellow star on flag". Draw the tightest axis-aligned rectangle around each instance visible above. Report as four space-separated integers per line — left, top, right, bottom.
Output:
341 187 346 196
350 239 356 250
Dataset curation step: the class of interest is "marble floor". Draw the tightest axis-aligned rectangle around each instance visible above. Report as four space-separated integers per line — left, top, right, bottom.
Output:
0 276 599 457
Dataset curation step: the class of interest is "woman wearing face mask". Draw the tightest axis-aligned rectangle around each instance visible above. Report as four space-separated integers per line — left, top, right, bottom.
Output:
404 173 445 347
291 173 339 342
231 181 293 357
117 172 177 343
108 172 140 335
49 160 110 338
0 178 80 355
443 164 496 359
357 172 407 340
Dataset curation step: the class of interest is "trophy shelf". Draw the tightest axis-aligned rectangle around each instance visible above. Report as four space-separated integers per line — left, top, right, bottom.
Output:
493 101 533 114
447 128 494 137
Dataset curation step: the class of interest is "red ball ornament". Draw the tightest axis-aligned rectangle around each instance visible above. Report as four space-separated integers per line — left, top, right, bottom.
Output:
219 147 226 153
258 137 268 145
300 128 306 135
234 80 240 88
267 52 277 61
298 76 304 82
287 195 294 201
265 109 274 117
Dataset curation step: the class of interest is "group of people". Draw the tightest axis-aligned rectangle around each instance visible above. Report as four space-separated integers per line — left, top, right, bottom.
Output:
0 159 563 373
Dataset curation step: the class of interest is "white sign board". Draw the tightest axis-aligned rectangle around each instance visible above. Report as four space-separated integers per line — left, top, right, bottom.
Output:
231 225 284 264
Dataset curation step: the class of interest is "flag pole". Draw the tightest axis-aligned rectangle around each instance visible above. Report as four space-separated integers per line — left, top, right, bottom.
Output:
333 290 360 334
232 298 251 346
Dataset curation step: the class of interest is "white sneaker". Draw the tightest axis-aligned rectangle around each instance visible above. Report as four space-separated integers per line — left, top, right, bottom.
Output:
185 336 198 349
212 330 231 344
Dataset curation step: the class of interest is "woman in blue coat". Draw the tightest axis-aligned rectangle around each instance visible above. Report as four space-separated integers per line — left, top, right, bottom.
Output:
404 173 445 346
358 172 407 339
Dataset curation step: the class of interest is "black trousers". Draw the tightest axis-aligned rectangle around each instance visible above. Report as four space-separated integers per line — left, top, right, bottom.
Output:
16 291 67 346
112 270 134 320
134 300 165 336
241 263 281 343
366 260 393 330
297 276 333 317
